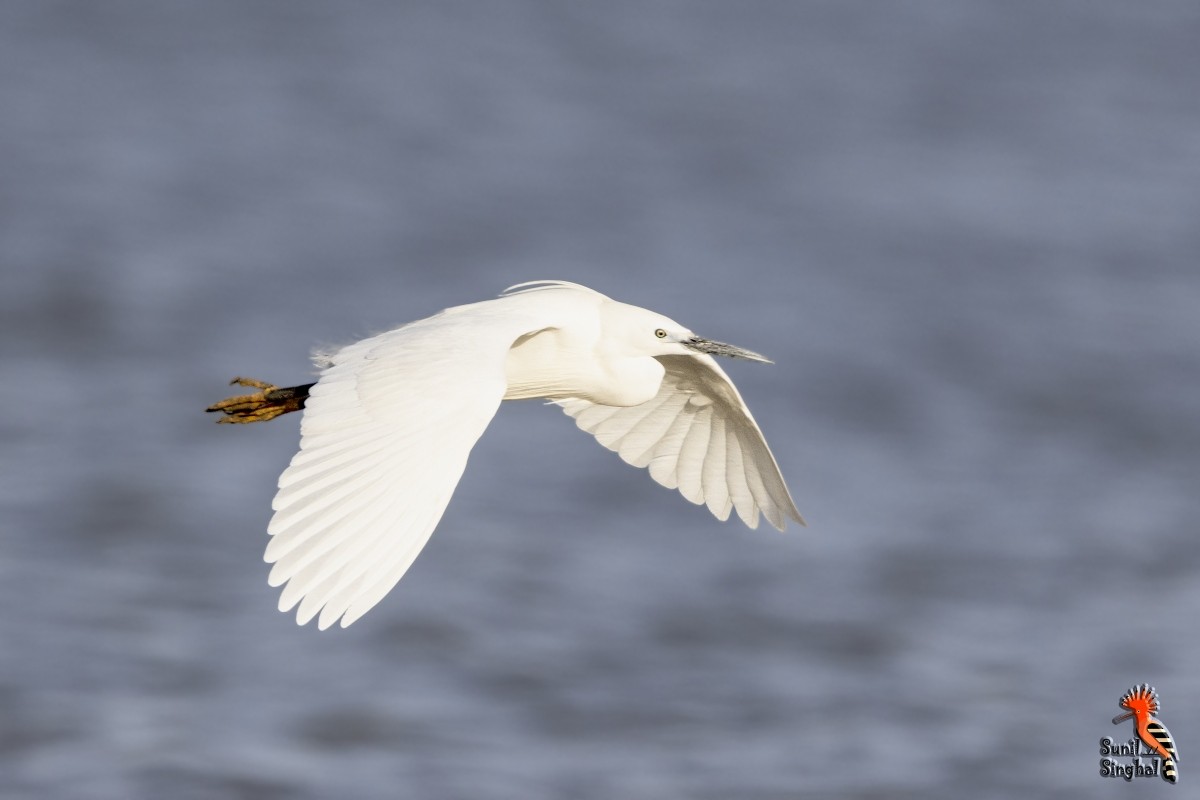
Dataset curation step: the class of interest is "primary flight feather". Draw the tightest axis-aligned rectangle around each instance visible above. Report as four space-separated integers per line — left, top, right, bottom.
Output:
209 281 803 629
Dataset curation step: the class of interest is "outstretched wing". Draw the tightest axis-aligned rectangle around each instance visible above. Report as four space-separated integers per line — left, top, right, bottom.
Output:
266 309 528 629
556 354 803 530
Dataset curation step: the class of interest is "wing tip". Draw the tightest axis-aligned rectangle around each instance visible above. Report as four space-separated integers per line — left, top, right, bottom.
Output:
770 514 806 533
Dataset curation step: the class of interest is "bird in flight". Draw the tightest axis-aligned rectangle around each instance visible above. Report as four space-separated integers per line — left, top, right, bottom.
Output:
208 281 803 629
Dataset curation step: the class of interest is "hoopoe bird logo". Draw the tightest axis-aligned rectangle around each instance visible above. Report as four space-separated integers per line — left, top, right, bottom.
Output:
1112 684 1178 784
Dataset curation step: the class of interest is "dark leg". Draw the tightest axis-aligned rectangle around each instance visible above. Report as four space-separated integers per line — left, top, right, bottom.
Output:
206 377 316 423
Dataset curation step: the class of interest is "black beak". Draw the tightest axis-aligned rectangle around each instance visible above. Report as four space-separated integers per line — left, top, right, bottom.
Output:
684 337 772 364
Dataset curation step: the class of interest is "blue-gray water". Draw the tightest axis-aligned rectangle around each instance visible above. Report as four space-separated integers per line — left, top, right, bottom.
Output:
2 3 1198 798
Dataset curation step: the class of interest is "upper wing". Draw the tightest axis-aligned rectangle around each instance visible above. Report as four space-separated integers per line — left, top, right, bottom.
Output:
556 354 803 530
265 310 525 630
1145 720 1178 761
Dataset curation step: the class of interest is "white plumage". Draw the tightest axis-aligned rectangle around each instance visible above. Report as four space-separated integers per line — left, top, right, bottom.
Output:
256 281 802 629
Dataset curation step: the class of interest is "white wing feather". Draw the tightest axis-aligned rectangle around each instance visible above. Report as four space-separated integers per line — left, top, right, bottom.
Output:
256 282 800 628
557 353 803 531
265 309 537 630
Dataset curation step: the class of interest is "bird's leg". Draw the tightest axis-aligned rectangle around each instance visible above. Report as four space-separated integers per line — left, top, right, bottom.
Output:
206 377 315 424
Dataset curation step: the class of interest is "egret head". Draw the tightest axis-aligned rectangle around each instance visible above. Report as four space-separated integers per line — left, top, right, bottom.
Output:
606 302 772 363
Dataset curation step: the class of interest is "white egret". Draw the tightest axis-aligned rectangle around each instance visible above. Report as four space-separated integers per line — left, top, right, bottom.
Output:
209 281 803 629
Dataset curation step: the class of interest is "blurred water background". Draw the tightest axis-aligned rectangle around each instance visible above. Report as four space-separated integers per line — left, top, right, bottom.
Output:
2 2 1198 798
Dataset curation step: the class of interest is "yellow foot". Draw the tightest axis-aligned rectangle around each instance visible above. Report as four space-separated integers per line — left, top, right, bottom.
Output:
206 377 311 424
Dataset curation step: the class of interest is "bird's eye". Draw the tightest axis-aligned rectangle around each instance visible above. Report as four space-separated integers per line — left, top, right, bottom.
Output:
654 328 667 339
